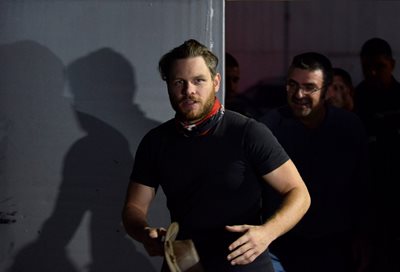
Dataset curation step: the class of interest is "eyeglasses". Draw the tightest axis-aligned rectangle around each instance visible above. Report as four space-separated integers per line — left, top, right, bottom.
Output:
286 81 322 95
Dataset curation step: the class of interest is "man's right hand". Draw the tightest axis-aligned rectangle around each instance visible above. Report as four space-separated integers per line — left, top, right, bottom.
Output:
142 227 167 256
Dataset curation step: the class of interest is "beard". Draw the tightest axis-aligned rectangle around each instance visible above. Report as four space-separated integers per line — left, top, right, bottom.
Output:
289 96 326 125
289 97 313 118
170 89 216 123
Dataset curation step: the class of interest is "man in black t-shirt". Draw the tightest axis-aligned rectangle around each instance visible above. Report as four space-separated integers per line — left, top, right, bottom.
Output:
122 39 310 272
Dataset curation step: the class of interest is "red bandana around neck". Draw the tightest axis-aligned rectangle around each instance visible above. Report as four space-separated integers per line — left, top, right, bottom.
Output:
176 98 225 137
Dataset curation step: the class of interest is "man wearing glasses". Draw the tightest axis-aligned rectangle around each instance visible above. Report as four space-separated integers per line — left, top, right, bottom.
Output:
259 52 370 272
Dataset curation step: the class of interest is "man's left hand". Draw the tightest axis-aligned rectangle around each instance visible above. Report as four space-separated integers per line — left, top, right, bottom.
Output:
225 224 270 266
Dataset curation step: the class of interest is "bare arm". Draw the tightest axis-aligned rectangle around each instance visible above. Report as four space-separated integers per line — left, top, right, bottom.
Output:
122 182 166 256
260 159 310 240
226 159 310 265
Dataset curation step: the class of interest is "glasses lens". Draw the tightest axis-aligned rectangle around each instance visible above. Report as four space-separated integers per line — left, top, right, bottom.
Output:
303 85 316 94
286 81 320 94
286 82 297 92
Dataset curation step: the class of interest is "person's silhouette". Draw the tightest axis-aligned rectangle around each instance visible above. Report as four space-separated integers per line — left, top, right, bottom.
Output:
354 37 400 272
5 45 163 272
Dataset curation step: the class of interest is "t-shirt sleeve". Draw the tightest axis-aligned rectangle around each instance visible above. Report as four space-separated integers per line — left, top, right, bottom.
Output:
244 119 290 176
129 131 159 189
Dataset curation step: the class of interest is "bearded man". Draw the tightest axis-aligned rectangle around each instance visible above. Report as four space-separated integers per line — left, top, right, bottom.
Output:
260 52 369 272
122 39 310 272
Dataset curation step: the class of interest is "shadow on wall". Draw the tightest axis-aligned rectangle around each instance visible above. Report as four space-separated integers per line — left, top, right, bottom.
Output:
3 42 163 271
0 40 72 268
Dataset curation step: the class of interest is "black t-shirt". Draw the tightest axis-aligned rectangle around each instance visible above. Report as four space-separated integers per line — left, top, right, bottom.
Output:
260 105 369 238
131 110 289 270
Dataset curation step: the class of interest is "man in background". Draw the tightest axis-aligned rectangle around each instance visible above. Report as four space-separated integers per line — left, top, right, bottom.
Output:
260 52 369 272
354 37 400 272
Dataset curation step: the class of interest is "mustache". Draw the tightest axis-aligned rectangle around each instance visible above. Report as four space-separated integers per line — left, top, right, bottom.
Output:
179 95 199 103
291 97 311 104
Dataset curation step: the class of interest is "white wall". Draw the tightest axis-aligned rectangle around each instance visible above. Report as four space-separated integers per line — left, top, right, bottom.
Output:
0 1 224 271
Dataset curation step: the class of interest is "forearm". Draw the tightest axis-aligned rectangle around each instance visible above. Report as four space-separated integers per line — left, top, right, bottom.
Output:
262 184 310 242
122 202 166 257
122 182 156 243
122 204 150 243
225 185 310 266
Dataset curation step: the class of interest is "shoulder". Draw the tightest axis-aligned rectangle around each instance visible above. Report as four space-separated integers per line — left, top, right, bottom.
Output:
218 110 252 132
393 77 400 89
217 110 272 139
223 109 268 129
222 110 251 125
327 106 363 127
146 118 174 134
140 118 175 144
325 106 367 139
258 105 294 129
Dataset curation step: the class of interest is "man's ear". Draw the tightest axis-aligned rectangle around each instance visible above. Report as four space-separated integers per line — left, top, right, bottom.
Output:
213 73 221 93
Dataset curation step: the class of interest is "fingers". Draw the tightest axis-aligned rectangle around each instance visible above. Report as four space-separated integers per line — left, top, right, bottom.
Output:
227 240 251 259
158 227 167 238
146 227 159 238
145 227 166 239
143 227 166 256
227 231 253 265
227 244 258 265
228 235 247 252
226 225 267 266
225 224 250 233
227 225 251 251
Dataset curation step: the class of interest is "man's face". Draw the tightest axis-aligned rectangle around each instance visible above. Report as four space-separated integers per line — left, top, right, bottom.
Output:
361 55 395 89
326 75 353 109
226 65 240 96
287 68 325 119
167 56 220 123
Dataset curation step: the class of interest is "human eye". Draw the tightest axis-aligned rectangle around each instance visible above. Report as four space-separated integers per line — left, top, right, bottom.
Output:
232 76 240 83
172 79 184 87
287 80 302 93
375 63 386 71
333 84 340 92
303 84 318 93
193 77 206 85
286 80 298 90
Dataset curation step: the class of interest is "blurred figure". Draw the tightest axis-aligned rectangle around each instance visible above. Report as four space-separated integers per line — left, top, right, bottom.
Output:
224 52 286 119
225 52 241 97
354 37 400 135
224 52 254 117
354 37 400 272
260 52 369 272
326 68 354 111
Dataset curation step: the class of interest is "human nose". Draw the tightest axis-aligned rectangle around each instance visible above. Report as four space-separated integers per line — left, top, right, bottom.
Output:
365 67 377 78
326 88 334 98
182 81 196 95
294 87 307 98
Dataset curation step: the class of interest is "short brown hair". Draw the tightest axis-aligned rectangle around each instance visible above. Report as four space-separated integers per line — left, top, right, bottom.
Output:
158 39 219 81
